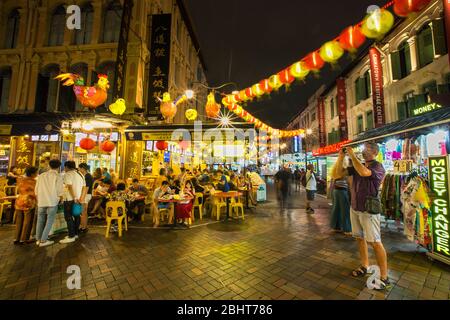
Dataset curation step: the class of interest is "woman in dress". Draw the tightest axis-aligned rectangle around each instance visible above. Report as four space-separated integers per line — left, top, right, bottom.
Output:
330 177 352 236
14 166 38 244
176 181 194 227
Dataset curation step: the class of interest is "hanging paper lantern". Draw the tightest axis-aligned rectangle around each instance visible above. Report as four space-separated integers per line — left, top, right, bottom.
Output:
251 83 265 97
268 74 283 90
278 69 295 84
160 93 177 122
245 87 255 99
156 141 168 151
185 108 198 121
320 41 345 63
361 9 394 39
79 137 96 151
259 79 273 94
303 51 325 71
109 98 126 115
100 140 116 153
205 92 221 118
339 25 366 53
394 0 431 17
239 90 249 101
290 61 310 79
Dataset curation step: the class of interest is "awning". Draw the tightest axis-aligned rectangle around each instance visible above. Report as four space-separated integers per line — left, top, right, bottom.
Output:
345 107 450 146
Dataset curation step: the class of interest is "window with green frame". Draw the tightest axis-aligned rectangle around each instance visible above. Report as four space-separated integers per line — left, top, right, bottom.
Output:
422 80 437 102
391 40 411 80
366 110 374 130
354 71 371 104
417 23 434 68
397 102 407 121
357 115 364 134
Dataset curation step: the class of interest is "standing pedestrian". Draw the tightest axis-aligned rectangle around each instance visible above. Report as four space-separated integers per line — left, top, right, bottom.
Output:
13 166 38 244
274 165 291 209
78 163 93 233
333 142 390 289
305 164 317 214
294 167 301 192
60 161 85 244
35 159 64 247
329 176 352 235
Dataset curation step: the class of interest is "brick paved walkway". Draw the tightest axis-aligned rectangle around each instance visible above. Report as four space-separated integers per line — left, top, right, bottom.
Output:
0 183 449 300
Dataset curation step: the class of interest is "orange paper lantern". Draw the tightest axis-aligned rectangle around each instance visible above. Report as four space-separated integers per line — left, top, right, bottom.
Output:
79 138 95 151
100 140 116 153
156 141 168 151
339 25 366 52
303 51 325 71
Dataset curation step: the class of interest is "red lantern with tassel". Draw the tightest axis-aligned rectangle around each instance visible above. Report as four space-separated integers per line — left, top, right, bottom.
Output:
278 69 295 84
259 79 273 93
100 140 116 153
245 87 255 99
79 137 96 151
339 25 366 52
155 140 168 151
303 51 325 71
394 0 431 17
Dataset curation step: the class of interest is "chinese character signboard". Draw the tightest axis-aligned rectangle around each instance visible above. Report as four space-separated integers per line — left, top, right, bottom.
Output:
125 141 142 179
317 97 326 148
336 78 348 141
428 156 450 263
112 0 134 102
14 137 34 172
148 14 172 119
369 47 386 128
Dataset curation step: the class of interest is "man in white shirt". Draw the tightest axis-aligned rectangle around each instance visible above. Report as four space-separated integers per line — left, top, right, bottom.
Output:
35 159 64 247
61 161 86 244
305 164 317 214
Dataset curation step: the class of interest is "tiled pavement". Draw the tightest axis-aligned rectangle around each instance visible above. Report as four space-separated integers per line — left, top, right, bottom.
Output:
0 184 449 300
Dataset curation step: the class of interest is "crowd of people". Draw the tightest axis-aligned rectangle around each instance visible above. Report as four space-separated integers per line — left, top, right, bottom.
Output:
5 162 258 246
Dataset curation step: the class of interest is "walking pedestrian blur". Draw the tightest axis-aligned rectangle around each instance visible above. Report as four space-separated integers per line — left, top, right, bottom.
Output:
13 166 38 244
78 163 93 233
305 164 317 214
333 142 390 290
293 167 301 192
329 176 352 235
274 165 291 209
60 161 85 244
35 159 64 247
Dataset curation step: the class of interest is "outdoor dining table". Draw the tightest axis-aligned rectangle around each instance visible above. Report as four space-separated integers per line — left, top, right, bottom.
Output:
158 196 193 229
213 191 243 221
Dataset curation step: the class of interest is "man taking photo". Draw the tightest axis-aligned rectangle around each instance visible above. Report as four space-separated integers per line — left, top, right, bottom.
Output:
332 142 390 290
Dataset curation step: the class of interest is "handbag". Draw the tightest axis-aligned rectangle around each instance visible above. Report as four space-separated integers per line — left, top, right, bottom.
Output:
72 203 83 217
365 191 383 215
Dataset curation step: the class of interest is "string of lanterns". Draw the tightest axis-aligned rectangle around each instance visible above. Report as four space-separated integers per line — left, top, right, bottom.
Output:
219 0 431 133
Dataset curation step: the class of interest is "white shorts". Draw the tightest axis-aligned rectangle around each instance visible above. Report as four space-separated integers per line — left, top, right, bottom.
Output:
83 194 92 205
350 208 381 243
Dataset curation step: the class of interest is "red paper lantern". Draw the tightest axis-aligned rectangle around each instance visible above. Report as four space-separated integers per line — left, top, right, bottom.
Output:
339 25 366 52
277 69 295 84
303 51 325 71
155 140 168 151
79 138 96 151
394 0 431 17
245 87 255 99
100 140 116 153
259 79 273 93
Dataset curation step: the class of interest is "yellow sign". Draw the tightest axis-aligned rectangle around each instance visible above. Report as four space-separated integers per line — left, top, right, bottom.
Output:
0 125 12 135
142 132 183 141
63 134 75 143
394 160 413 173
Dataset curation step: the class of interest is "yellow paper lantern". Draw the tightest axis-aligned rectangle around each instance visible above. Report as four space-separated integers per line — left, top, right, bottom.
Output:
109 98 126 115
268 74 283 90
239 90 249 102
319 41 344 63
251 83 264 97
361 9 394 39
290 61 310 79
185 108 198 121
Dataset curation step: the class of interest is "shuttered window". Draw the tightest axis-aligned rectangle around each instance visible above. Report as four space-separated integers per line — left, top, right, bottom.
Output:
391 51 402 80
397 102 407 121
422 81 437 102
330 98 334 118
366 110 374 130
357 115 364 134
432 19 447 56
417 24 434 68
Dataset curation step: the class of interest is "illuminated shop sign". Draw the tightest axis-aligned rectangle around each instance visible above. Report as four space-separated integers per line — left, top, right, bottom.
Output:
412 103 443 116
31 135 59 142
428 156 450 260
313 140 351 156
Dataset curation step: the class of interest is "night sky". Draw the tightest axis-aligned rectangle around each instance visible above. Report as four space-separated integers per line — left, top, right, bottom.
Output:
184 0 388 128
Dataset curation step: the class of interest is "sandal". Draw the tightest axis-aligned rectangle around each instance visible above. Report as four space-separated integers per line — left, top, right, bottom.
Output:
351 266 368 277
375 277 392 290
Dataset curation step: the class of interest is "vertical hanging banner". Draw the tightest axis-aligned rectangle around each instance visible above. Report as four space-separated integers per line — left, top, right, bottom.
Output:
148 14 172 120
112 0 134 103
317 97 326 148
336 78 348 141
369 47 386 127
428 156 450 262
444 0 450 66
